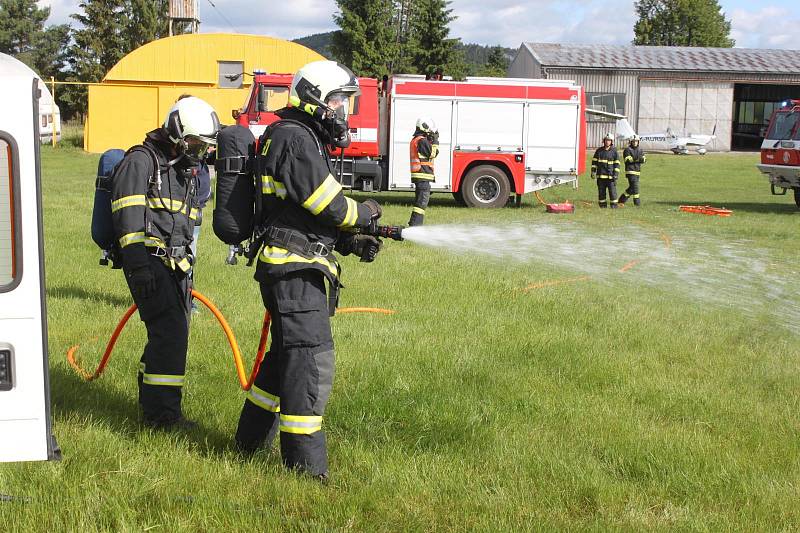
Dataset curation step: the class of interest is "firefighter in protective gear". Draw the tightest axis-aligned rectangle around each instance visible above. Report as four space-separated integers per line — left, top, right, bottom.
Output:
112 96 220 429
591 132 621 208
408 117 439 226
234 60 383 478
618 135 646 206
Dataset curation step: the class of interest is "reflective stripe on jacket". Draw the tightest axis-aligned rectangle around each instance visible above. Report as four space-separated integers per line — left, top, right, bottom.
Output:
623 146 646 175
254 107 373 283
591 146 620 179
111 130 196 272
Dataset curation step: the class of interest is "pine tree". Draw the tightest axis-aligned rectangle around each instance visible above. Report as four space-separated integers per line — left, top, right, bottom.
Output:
483 46 509 77
407 0 464 78
331 0 398 77
0 0 69 79
66 0 169 119
124 0 169 51
633 0 734 47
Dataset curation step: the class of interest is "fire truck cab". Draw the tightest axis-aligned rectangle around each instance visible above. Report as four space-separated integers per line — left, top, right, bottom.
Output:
235 73 586 208
757 99 800 206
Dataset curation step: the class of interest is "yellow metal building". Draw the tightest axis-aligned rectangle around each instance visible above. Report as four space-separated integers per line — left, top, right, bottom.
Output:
84 33 323 153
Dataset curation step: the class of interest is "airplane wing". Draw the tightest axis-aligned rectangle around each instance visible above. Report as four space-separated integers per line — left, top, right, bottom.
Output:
585 108 627 120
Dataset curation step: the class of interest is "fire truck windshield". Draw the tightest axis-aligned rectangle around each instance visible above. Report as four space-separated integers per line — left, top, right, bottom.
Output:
766 110 800 140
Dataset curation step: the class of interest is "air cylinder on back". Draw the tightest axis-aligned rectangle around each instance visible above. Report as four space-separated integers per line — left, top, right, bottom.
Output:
213 125 256 245
91 148 125 251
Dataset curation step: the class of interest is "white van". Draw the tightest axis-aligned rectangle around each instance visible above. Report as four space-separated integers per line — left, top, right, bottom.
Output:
0 55 61 143
0 53 59 462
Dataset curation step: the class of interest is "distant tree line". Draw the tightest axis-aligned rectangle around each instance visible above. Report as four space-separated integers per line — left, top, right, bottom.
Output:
0 0 735 120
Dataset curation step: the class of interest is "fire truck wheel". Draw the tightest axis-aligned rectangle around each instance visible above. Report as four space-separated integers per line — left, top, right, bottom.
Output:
452 190 466 206
461 165 510 208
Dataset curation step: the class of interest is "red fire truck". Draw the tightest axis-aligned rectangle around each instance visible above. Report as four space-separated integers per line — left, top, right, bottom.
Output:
757 99 800 207
234 73 586 208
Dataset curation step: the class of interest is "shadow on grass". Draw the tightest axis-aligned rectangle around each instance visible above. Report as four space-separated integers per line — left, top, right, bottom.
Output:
653 200 800 215
47 284 131 308
50 363 235 457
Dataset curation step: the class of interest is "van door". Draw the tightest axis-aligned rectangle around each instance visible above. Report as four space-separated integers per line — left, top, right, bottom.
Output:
0 71 58 462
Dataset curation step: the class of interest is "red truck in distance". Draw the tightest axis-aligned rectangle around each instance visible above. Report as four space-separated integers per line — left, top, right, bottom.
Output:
234 72 587 208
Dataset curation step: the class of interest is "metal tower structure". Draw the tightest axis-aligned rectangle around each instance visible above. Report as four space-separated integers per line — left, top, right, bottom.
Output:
169 0 200 36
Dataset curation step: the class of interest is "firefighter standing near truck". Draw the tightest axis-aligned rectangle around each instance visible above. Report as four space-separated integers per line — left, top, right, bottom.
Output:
234 60 383 480
111 97 220 429
591 133 621 208
408 117 439 226
618 135 646 206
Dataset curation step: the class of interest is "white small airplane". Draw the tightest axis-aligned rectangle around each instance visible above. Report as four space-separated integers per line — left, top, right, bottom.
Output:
586 109 716 155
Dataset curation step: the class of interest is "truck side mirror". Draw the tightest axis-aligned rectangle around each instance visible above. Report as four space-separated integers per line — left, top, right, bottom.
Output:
257 85 268 112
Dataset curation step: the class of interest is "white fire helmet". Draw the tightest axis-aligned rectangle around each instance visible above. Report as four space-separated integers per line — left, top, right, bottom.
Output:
603 132 614 142
416 117 438 135
290 60 361 121
163 96 221 161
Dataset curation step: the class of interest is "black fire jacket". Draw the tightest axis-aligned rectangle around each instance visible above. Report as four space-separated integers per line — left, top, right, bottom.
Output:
254 107 373 283
111 129 197 272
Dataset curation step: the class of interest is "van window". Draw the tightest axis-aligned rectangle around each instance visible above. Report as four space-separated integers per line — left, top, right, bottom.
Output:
0 138 18 288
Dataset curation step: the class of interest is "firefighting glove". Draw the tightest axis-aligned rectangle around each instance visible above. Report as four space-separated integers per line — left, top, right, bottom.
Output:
122 244 157 299
127 265 157 299
352 235 382 263
590 171 597 180
363 198 382 221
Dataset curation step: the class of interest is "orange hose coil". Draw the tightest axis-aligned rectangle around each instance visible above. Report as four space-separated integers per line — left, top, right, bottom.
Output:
67 290 269 391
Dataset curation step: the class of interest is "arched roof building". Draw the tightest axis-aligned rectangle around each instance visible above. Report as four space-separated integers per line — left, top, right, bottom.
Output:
85 33 323 153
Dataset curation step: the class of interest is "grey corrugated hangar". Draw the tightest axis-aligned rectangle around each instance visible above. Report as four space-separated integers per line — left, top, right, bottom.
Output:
509 43 800 151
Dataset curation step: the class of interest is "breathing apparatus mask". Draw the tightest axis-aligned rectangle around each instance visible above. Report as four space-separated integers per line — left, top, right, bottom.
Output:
290 61 361 149
322 92 352 148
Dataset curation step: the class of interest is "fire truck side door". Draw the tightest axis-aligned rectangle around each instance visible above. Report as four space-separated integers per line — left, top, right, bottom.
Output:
389 97 453 190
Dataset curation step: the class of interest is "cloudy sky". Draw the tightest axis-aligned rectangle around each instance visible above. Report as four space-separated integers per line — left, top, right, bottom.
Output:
38 0 799 50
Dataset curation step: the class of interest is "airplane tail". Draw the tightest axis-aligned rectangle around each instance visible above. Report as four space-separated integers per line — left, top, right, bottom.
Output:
615 118 636 140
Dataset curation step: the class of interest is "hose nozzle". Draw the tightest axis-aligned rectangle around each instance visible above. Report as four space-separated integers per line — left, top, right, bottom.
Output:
373 224 404 241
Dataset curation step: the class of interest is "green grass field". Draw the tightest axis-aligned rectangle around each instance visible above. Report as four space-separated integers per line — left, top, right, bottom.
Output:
1 146 799 531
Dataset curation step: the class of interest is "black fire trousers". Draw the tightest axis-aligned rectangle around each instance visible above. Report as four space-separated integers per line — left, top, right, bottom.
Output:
596 177 618 207
126 255 192 423
235 269 335 476
409 179 432 226
623 175 640 197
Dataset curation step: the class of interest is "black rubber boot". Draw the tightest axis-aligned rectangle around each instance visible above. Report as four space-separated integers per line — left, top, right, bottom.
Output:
618 194 628 204
610 202 619 209
634 198 641 206
599 201 608 208
408 212 424 226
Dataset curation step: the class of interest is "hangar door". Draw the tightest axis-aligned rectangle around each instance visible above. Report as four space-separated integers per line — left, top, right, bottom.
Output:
638 80 733 151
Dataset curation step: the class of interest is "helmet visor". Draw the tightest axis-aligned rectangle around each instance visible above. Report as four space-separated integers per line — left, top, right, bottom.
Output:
325 93 351 121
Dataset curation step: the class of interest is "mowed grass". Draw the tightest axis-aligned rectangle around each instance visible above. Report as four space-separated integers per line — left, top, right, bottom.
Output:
1 145 799 530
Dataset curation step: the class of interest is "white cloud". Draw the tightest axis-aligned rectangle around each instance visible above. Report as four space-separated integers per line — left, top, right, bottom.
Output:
35 0 800 52
730 6 799 49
